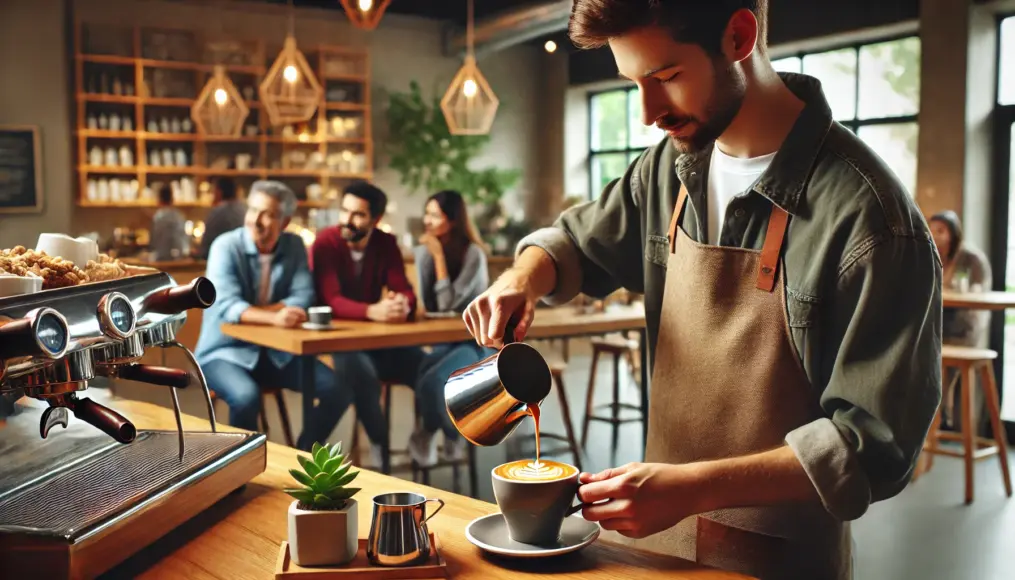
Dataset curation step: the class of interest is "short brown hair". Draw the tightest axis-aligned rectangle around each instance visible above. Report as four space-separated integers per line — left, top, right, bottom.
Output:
569 0 769 54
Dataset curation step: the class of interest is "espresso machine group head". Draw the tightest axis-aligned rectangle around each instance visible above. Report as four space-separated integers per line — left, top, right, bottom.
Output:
0 272 267 579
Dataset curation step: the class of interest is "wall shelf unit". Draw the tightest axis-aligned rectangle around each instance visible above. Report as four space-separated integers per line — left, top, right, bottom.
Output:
74 22 373 211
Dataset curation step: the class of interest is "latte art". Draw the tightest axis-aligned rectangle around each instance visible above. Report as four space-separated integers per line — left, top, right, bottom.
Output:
494 459 577 482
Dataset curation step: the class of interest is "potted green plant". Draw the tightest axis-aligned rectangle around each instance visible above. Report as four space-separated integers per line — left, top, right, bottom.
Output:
285 441 361 566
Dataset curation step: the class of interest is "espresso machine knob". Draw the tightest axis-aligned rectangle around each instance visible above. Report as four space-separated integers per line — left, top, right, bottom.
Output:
143 277 216 315
0 308 70 360
97 292 137 340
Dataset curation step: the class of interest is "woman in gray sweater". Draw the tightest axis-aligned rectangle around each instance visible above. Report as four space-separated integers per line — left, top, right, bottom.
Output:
409 190 493 466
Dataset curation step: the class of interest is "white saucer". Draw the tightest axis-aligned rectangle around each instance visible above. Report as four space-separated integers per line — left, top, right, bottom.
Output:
465 513 600 558
300 322 333 331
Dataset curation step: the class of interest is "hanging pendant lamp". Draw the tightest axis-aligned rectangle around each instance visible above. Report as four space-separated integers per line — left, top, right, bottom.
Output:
192 66 250 137
441 0 499 135
260 2 323 126
340 0 391 30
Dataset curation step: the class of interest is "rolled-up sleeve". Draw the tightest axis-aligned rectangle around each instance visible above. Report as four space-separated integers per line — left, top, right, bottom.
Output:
516 154 647 305
786 234 942 521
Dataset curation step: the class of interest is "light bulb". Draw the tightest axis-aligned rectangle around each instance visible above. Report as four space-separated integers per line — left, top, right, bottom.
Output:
463 78 478 98
544 40 557 53
214 88 228 105
283 65 299 83
358 0 373 11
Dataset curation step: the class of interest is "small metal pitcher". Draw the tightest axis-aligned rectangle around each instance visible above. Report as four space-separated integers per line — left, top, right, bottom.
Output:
367 492 445 567
444 325 552 447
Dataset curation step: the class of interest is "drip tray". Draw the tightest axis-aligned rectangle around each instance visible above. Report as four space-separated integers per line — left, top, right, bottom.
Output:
0 429 267 579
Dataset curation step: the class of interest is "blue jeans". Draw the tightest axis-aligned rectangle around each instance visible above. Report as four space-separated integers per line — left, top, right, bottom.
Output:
203 353 351 451
331 347 425 446
416 342 495 439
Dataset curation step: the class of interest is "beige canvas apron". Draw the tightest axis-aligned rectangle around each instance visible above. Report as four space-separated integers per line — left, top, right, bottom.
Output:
607 185 851 580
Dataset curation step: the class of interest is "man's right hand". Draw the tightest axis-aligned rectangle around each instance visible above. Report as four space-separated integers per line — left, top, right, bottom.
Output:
273 306 308 328
367 293 410 323
463 269 539 348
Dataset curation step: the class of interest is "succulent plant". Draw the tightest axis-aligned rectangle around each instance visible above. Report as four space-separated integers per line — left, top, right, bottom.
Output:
285 441 360 511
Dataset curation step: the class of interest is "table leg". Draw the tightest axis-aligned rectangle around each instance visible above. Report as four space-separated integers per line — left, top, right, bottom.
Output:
639 328 649 453
300 355 316 452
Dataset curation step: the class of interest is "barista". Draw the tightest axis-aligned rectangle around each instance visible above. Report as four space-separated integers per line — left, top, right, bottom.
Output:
462 2 941 579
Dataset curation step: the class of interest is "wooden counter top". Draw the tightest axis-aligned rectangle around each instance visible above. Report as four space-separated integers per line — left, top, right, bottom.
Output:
100 398 749 579
221 305 646 355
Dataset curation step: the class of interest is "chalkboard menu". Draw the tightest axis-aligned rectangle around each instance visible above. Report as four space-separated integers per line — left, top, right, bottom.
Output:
0 126 42 213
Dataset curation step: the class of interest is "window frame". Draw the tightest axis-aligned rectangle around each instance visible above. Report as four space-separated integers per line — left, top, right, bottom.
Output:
771 32 921 134
587 85 648 199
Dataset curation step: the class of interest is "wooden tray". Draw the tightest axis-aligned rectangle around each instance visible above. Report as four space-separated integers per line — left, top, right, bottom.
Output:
275 533 448 579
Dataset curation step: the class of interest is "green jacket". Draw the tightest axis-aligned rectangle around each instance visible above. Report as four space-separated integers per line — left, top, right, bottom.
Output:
519 73 942 523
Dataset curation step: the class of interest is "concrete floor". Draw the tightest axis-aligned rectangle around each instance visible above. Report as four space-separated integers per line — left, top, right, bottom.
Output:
113 338 1015 580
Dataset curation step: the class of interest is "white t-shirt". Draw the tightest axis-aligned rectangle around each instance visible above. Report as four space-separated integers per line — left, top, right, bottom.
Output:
350 249 365 279
707 144 777 245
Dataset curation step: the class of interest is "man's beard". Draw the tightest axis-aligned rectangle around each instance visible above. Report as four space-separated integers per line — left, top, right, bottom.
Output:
660 60 746 155
341 224 368 243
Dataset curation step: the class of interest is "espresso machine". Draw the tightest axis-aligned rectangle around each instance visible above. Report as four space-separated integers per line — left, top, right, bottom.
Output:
0 272 267 579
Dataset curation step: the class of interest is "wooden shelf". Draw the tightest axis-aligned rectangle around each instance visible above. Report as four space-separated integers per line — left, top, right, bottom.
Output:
78 200 212 208
79 130 138 138
141 132 198 141
78 94 139 104
78 54 135 65
80 165 141 174
203 168 264 176
299 200 332 208
75 24 373 209
144 166 201 174
144 97 196 106
324 102 366 111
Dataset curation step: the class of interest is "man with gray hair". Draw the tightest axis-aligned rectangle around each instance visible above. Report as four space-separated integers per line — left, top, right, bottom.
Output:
196 180 353 450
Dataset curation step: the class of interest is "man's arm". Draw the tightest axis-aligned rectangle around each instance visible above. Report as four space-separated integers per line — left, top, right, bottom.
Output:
516 152 648 305
311 233 371 320
381 237 417 319
784 234 942 520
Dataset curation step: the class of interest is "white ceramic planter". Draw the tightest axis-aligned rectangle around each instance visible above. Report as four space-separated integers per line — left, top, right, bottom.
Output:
287 499 358 566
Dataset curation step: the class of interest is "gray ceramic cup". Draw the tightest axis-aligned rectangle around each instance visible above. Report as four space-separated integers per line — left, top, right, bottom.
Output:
491 463 584 546
307 306 332 326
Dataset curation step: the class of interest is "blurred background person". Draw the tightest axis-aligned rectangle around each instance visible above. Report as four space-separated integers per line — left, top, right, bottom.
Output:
196 180 352 451
408 190 492 466
150 183 189 261
311 181 423 469
199 176 244 259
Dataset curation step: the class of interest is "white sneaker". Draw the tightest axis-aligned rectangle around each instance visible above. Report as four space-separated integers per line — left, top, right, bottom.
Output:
365 442 385 470
441 436 468 463
409 427 439 467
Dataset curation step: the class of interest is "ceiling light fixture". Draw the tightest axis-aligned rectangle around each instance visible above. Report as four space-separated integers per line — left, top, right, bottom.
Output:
260 0 322 126
441 0 499 135
340 0 390 30
192 65 250 137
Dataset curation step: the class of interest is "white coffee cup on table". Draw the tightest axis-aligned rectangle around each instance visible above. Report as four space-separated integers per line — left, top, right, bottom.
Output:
308 306 332 327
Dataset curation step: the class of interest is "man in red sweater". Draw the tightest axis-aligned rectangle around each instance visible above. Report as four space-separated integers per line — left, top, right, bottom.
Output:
311 181 424 472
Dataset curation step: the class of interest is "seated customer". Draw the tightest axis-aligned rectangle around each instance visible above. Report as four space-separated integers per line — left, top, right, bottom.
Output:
409 190 493 466
150 183 189 261
199 176 245 259
195 180 352 451
311 181 424 469
929 210 993 429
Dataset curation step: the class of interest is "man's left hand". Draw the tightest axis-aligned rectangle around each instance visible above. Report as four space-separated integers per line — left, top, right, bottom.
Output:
578 462 709 539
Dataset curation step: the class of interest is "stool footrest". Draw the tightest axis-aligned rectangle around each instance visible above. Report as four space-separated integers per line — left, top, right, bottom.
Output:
936 432 998 449
922 445 1000 461
587 415 643 425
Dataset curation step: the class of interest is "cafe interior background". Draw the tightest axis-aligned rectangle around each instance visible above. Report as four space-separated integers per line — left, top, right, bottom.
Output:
2 0 1015 578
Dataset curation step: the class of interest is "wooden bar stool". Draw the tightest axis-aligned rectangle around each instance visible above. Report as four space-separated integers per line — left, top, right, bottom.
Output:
922 345 1012 504
208 386 296 448
582 335 644 450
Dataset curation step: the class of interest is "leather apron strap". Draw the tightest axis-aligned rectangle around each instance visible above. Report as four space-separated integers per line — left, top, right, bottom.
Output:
667 183 791 292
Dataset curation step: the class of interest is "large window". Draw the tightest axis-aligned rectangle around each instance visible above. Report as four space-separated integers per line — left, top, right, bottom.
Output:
772 36 921 195
588 88 665 196
995 15 1015 422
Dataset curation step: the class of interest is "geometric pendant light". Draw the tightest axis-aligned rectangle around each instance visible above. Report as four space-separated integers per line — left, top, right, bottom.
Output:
340 0 391 30
259 3 323 126
192 66 250 137
441 0 499 135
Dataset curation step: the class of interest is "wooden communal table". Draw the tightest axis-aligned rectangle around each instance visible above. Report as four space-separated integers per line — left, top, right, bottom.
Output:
221 305 650 471
101 399 750 580
943 290 1015 311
